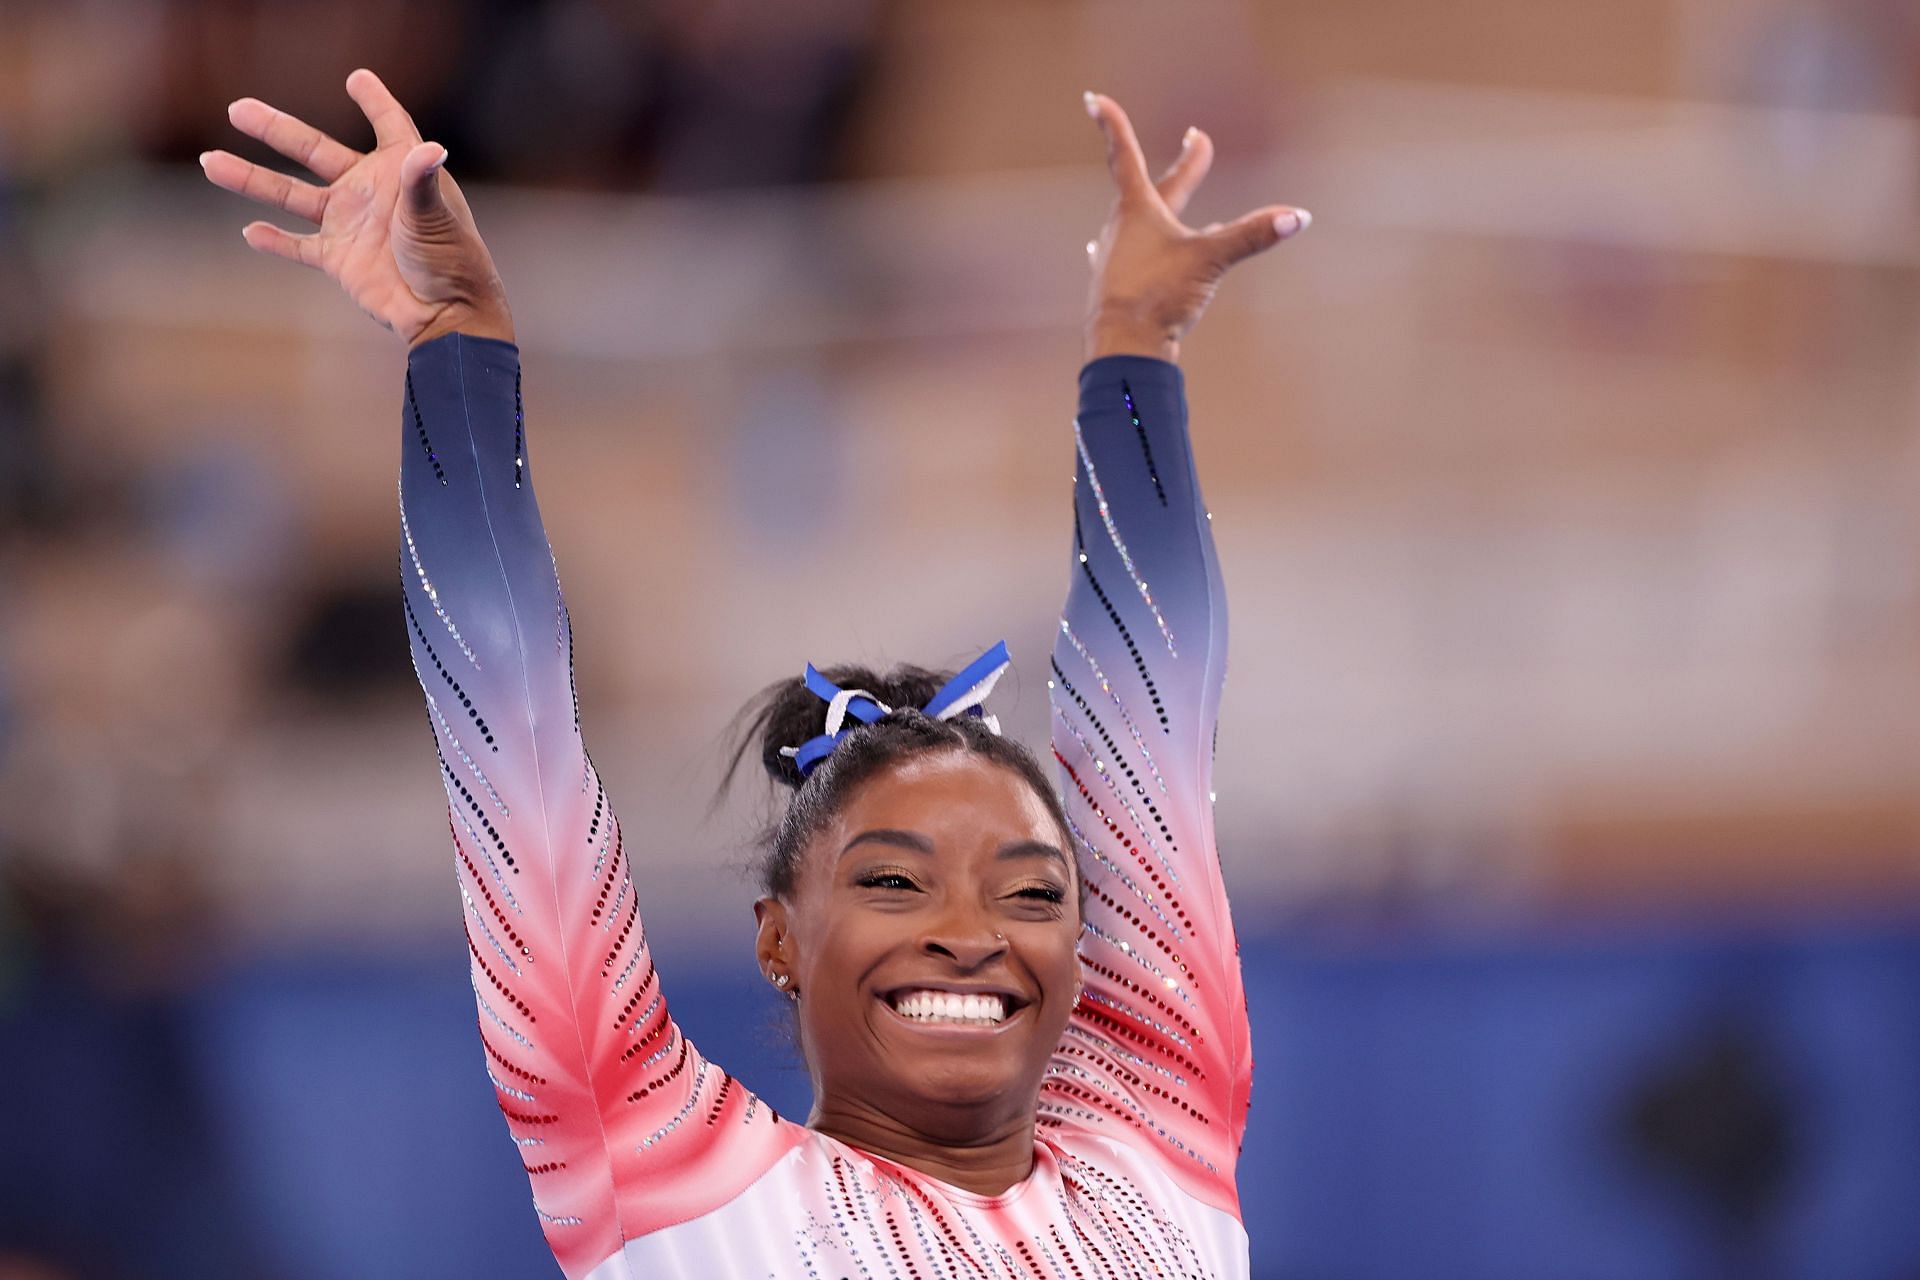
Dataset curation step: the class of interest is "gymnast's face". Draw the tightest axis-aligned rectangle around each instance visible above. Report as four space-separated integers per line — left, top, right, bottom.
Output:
756 752 1084 1138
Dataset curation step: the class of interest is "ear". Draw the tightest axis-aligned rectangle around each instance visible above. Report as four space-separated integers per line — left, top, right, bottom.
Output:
753 895 792 990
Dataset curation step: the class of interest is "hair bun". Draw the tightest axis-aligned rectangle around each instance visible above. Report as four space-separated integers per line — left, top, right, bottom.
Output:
735 663 955 791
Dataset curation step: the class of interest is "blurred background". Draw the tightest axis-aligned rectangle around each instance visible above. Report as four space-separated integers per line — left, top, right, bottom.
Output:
2 0 1918 1276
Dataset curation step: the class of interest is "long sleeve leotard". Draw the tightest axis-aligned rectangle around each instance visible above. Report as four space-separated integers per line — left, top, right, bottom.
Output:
400 335 1251 1279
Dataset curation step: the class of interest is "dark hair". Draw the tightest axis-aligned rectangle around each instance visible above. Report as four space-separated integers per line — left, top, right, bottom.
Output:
725 662 1085 914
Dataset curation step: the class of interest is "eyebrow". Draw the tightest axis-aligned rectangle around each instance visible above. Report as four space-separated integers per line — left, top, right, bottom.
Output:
839 829 1072 875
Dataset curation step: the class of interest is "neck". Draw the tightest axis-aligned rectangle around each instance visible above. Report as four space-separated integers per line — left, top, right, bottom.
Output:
806 1095 1037 1197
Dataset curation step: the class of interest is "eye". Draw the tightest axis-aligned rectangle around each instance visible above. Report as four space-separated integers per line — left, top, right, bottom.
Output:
1014 884 1067 903
856 870 919 891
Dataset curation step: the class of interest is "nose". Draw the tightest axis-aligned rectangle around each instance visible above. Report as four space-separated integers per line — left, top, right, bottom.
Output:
920 907 1008 970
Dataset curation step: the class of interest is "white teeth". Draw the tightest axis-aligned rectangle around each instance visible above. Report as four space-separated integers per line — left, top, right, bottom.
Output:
887 989 1009 1024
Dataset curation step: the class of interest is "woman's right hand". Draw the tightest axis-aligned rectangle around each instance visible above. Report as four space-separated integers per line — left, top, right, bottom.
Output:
201 68 513 348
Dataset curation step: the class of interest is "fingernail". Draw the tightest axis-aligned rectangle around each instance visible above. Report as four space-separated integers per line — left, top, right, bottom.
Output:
197 151 212 169
428 145 449 170
1274 209 1311 237
1083 91 1099 119
1182 126 1198 150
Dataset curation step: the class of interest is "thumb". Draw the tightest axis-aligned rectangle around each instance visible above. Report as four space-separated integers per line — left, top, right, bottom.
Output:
1207 205 1311 267
400 142 451 219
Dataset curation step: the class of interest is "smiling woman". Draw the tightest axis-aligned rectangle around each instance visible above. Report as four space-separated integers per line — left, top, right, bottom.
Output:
205 68 1307 1280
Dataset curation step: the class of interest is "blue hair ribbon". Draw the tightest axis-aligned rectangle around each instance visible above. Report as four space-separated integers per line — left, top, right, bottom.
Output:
783 640 1013 777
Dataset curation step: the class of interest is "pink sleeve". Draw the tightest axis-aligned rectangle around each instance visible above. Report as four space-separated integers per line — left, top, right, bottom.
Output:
1039 355 1252 1219
400 335 802 1277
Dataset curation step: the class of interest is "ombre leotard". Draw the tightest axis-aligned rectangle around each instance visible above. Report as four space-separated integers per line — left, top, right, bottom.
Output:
400 335 1251 1278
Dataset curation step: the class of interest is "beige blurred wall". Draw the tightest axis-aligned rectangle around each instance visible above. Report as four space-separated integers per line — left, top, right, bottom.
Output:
6 0 1919 947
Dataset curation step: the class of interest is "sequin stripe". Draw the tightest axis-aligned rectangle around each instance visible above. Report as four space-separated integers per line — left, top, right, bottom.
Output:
1052 705 1174 892
1058 1167 1167 1280
1082 920 1196 1010
407 593 497 750
449 810 523 914
639 1059 711 1149
439 749 516 871
702 1072 734 1126
601 882 638 976
631 1019 678 1072
1075 512 1167 731
399 494 479 668
603 869 632 931
1065 1153 1209 1277
1041 1058 1157 1128
455 843 529 949
1052 1040 1208 1126
1042 1073 1150 1132
1045 1225 1090 1280
489 1070 538 1103
1121 380 1168 507
610 931 646 992
479 1027 548 1086
467 930 534 1021
1073 994 1202 1076
1062 814 1184 943
405 370 446 485
500 1105 561 1125
522 1158 565 1176
897 1177 1001 1279
425 686 507 815
1061 1017 1189 1087
1050 660 1178 862
613 956 662 1036
1057 623 1169 801
839 1157 906 1280
1052 1182 1133 1280
564 601 580 730
1079 880 1196 1009
586 777 607 848
590 824 624 925
511 366 525 488
474 978 535 1050
459 872 522 976
823 1159 881 1280
534 1205 583 1227
881 1175 969 1278
626 1035 690 1102
1074 418 1175 657
880 1210 925 1280
1033 1231 1079 1280
1055 751 1191 932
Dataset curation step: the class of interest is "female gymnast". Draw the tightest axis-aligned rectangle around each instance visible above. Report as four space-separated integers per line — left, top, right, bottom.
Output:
202 68 1308 1279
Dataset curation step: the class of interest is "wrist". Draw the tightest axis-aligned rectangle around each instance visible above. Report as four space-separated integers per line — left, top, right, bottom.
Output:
1083 302 1178 363
408 290 515 350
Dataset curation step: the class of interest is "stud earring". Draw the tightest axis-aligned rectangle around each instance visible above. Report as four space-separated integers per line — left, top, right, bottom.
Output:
771 972 790 988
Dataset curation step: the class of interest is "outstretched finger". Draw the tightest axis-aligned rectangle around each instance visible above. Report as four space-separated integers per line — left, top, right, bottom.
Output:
1084 92 1155 205
1203 205 1312 267
227 98 358 183
200 149 329 224
344 68 420 150
239 220 320 270
1155 127 1214 219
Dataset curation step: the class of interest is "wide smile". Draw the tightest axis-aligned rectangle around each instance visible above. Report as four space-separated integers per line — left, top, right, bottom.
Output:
874 987 1034 1037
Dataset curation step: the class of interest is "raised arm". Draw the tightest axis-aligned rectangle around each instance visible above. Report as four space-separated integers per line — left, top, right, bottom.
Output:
1038 93 1309 1218
207 72 797 1278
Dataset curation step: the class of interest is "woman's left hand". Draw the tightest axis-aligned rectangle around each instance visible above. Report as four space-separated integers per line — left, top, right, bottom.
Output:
1082 92 1310 363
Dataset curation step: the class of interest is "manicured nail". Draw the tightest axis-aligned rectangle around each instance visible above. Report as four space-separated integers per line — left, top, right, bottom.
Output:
428 145 449 170
1274 209 1312 237
197 151 212 168
1083 91 1099 119
1182 127 1198 150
